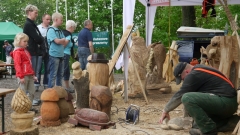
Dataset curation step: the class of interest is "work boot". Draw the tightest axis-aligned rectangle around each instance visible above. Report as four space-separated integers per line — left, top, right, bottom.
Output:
202 128 217 135
189 128 202 135
189 128 217 135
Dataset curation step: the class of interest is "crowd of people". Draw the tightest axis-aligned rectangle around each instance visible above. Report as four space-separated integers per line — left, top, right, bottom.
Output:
8 4 94 112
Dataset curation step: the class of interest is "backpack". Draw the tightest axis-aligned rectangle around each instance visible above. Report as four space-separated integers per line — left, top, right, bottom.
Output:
46 27 64 47
62 29 75 59
46 27 76 59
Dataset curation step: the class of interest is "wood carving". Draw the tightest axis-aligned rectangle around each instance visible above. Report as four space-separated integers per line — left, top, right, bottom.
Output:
163 41 179 83
200 36 239 89
88 63 109 90
146 42 171 92
73 72 90 109
127 36 149 98
90 85 112 118
10 87 39 134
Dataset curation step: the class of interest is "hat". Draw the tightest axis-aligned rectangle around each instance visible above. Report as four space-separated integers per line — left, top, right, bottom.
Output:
174 62 187 85
4 40 8 43
88 53 108 63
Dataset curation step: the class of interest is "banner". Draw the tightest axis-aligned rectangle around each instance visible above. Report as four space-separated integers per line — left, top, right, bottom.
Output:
72 31 109 48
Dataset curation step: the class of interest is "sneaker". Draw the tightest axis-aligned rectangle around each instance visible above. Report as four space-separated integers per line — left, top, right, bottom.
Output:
32 99 41 106
44 86 48 89
30 108 38 114
66 88 75 93
35 86 39 92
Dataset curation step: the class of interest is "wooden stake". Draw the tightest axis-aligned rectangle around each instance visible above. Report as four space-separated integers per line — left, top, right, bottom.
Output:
125 43 149 104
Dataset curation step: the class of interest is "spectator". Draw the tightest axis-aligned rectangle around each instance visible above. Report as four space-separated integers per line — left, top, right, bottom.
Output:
11 33 38 113
37 14 51 89
23 4 44 92
77 20 94 70
62 20 76 93
3 40 13 74
47 12 68 88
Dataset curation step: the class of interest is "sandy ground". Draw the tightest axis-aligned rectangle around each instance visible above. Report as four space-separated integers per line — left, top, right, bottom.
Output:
0 74 233 135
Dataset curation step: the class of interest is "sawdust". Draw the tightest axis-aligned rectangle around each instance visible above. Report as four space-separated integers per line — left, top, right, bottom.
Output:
0 74 232 135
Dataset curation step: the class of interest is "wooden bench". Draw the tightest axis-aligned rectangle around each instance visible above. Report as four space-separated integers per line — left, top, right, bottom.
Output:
0 88 15 134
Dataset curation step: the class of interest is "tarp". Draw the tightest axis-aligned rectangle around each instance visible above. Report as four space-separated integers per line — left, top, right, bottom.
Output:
137 0 240 45
0 22 23 41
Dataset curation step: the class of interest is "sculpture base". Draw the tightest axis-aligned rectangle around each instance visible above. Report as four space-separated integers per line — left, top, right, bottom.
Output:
10 125 39 135
40 119 61 127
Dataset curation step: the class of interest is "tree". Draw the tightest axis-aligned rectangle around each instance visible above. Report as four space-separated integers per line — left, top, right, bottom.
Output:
182 6 196 27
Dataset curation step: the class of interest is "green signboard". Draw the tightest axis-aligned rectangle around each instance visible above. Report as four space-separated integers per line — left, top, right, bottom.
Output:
72 31 109 48
92 31 109 47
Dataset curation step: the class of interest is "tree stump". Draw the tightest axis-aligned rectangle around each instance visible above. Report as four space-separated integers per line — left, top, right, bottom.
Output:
73 72 90 109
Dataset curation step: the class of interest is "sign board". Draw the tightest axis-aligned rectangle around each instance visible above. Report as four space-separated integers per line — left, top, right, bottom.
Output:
72 31 109 48
92 31 109 47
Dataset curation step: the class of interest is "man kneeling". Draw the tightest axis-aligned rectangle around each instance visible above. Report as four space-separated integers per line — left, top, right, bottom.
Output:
159 62 237 135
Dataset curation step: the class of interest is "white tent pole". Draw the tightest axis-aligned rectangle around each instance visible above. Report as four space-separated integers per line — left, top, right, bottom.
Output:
111 0 114 55
56 0 59 12
88 0 90 20
65 0 67 22
146 0 150 46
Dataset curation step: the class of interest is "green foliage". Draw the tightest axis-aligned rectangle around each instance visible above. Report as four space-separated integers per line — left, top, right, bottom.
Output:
1 0 240 57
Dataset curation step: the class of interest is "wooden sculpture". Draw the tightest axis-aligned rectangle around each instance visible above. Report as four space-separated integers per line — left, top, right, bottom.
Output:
88 53 109 90
10 87 39 135
146 42 171 93
90 85 112 118
127 36 149 98
200 36 239 88
163 41 179 83
72 61 90 109
40 88 61 127
53 86 69 123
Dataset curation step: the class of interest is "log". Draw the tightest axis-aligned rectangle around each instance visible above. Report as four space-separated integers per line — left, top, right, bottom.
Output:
73 72 90 109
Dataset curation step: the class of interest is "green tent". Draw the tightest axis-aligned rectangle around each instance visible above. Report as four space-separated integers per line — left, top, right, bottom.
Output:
0 22 23 40
0 22 22 61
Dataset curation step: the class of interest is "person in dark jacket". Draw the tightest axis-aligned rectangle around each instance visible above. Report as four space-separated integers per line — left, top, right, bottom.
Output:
159 62 237 135
23 4 44 92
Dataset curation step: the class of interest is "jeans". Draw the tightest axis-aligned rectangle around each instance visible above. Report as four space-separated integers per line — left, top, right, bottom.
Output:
63 54 70 81
31 56 42 87
181 92 237 133
48 56 64 88
78 47 91 70
42 54 49 87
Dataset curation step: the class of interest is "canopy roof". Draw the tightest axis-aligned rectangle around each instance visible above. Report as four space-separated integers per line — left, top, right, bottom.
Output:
0 22 23 41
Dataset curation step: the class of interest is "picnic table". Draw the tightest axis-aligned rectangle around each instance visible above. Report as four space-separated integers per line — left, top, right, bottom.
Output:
0 88 15 134
0 64 14 78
